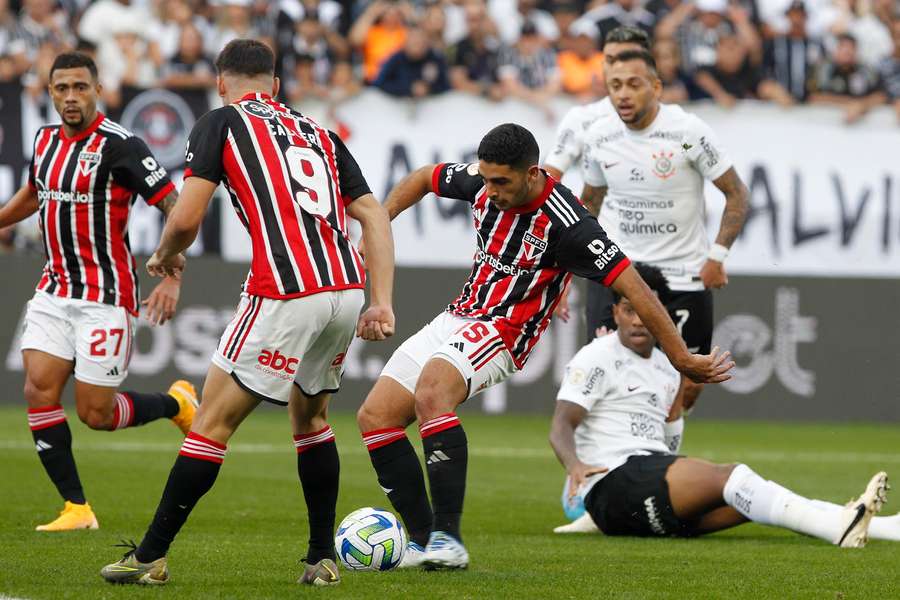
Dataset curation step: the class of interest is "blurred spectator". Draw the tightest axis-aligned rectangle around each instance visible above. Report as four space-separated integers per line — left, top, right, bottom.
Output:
77 0 149 48
498 22 560 113
421 3 448 53
288 13 350 83
876 18 900 121
763 1 823 102
150 0 208 62
97 16 159 109
0 0 28 83
289 52 329 103
549 1 582 52
756 0 838 38
653 37 699 102
490 0 559 45
373 27 450 98
574 0 654 45
557 20 604 100
694 32 793 107
349 0 411 83
159 23 216 90
206 0 271 57
447 0 503 99
20 0 75 70
809 32 886 123
830 0 891 67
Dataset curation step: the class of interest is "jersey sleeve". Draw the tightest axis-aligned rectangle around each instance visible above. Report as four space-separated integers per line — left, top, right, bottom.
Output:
183 109 229 185
328 131 371 203
556 218 630 286
556 344 608 410
109 136 175 206
544 107 585 173
580 145 607 187
683 115 732 182
431 162 483 204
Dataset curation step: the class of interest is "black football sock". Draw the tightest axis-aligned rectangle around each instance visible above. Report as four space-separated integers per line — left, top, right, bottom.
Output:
28 406 86 504
363 428 433 547
420 414 467 543
135 433 225 562
294 426 339 563
111 391 179 430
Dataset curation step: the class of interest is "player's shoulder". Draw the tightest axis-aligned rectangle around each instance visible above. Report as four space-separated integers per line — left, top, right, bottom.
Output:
573 334 619 365
664 103 713 137
542 180 589 227
582 109 622 144
96 116 135 142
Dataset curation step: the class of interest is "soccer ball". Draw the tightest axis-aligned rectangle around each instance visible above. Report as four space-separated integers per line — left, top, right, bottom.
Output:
334 507 407 571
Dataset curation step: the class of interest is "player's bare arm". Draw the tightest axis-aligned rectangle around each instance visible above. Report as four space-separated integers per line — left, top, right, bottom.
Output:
611 265 734 383
148 177 217 278
701 167 748 289
347 193 396 341
550 400 608 497
153 188 179 217
0 184 39 227
580 184 607 217
383 165 436 219
141 188 184 325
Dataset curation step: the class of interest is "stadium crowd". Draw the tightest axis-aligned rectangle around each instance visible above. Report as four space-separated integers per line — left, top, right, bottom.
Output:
0 0 897 116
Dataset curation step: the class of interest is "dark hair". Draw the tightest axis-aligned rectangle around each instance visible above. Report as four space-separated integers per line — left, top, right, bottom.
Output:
49 52 98 81
603 26 651 50
608 48 659 78
836 32 857 46
611 263 669 304
477 123 539 170
215 39 275 77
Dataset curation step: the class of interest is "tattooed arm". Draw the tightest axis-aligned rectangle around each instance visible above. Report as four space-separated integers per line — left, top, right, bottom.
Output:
144 189 182 325
153 189 178 218
700 167 748 289
579 184 607 218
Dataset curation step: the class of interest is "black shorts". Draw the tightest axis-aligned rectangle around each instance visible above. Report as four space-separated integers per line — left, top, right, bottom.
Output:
584 453 695 538
584 282 713 354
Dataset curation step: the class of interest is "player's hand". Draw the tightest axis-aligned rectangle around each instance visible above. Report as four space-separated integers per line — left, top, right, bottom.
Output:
147 251 185 278
700 259 728 289
675 346 734 384
141 276 181 326
568 461 608 498
356 304 395 341
553 285 571 322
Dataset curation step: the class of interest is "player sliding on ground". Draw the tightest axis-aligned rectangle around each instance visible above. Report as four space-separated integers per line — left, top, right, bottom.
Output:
0 52 198 532
100 39 395 587
549 263 891 547
355 123 734 571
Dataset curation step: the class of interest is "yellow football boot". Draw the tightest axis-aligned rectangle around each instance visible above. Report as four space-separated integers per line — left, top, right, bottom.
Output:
36 501 99 531
168 380 198 435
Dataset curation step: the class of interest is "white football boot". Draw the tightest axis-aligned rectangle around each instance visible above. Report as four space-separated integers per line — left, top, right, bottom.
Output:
553 513 600 534
836 471 888 548
396 541 426 568
422 531 469 570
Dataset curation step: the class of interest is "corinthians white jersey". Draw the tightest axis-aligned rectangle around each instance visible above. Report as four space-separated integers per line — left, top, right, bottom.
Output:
544 98 614 174
556 333 680 497
581 103 732 291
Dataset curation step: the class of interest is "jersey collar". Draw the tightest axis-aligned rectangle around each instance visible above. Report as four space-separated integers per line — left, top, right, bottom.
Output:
508 170 555 214
59 112 104 143
239 92 273 102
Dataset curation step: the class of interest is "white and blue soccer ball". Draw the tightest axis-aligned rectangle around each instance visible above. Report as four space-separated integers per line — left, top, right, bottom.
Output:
334 507 407 571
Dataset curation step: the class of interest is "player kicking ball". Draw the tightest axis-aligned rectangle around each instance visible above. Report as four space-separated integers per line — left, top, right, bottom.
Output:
355 124 734 571
0 52 197 532
549 263 891 547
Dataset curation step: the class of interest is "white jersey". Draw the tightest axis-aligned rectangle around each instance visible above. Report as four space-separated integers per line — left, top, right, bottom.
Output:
581 103 732 291
556 333 680 497
544 98 614 174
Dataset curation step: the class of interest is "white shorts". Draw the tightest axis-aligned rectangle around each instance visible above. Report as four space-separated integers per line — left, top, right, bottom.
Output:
212 289 364 405
381 311 516 400
20 290 134 387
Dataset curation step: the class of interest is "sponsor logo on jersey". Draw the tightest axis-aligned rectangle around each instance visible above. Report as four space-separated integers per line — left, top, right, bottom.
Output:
567 367 586 385
652 150 676 179
121 88 196 169
629 168 644 182
330 352 346 368
649 130 682 142
699 136 719 168
256 349 300 379
522 232 547 261
77 151 102 176
475 249 531 277
643 496 667 535
37 189 91 204
240 100 277 120
583 367 604 395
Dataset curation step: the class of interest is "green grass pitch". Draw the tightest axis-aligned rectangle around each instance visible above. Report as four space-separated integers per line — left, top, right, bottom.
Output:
1 405 898 599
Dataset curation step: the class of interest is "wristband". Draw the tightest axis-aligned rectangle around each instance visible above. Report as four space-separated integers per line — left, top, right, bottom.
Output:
708 243 729 263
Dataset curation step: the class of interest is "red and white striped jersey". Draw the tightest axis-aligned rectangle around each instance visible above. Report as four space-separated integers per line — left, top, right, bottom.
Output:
183 93 369 299
432 163 631 368
28 113 175 315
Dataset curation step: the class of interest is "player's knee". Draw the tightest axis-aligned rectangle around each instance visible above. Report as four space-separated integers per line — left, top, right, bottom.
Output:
356 402 380 432
23 378 56 408
413 384 444 417
77 406 113 430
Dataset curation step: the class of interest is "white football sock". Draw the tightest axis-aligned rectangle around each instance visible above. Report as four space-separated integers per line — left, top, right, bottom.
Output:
723 464 844 543
664 417 684 454
808 500 900 542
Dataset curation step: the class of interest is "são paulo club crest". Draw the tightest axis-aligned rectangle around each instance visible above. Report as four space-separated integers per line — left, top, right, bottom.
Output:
120 89 196 170
651 150 676 179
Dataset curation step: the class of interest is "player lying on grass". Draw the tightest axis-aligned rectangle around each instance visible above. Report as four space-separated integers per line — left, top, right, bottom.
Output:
549 263 892 547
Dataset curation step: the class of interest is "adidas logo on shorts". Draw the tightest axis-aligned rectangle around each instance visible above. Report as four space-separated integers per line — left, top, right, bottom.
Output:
106 366 119 377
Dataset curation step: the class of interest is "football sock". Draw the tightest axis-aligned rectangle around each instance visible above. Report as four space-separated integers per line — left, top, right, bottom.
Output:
294 426 339 563
111 391 179 430
28 406 86 504
808 500 900 542
420 414 467 542
723 464 843 542
135 433 225 562
364 427 433 547
663 417 684 454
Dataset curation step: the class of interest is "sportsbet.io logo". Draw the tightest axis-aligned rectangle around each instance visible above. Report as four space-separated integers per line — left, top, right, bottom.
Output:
121 89 196 170
240 100 276 120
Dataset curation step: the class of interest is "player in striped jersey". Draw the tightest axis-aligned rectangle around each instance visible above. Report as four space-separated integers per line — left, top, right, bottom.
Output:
356 123 734 571
0 52 198 532
101 40 395 587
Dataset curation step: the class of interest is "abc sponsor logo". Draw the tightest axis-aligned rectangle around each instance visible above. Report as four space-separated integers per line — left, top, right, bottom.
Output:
256 349 300 380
